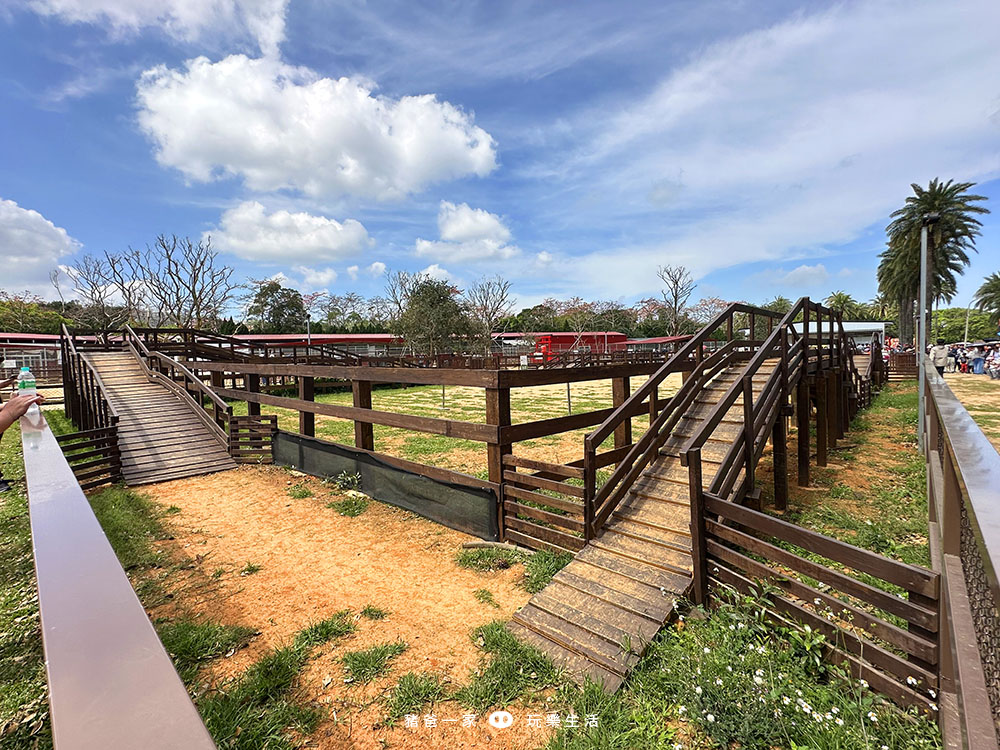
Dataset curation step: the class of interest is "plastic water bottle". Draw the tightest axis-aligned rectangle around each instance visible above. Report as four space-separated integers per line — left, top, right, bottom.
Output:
17 367 39 413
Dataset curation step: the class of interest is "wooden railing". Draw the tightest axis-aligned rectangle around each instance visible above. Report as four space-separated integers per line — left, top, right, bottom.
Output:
229 414 277 464
122 325 232 447
923 362 1000 748
56 426 122 490
19 410 215 749
701 493 940 712
500 454 587 553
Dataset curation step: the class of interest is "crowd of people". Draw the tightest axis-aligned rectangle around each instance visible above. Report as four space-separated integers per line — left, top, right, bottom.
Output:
927 340 1000 378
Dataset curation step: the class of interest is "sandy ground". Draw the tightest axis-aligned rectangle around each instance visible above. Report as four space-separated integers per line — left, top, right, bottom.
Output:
941 373 1000 452
142 465 560 750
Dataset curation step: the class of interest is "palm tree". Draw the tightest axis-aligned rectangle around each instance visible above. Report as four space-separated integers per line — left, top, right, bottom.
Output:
867 292 893 320
824 290 861 319
974 272 1000 323
877 179 989 344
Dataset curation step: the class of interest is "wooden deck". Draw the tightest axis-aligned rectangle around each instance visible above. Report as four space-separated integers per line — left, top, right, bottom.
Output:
82 351 235 485
509 362 777 690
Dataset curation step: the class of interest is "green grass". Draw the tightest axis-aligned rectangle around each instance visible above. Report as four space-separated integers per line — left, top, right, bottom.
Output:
294 611 356 649
327 496 369 516
522 549 573 593
473 588 499 608
360 604 389 620
341 640 408 684
240 561 262 576
454 620 561 710
454 546 526 572
287 483 313 499
157 619 258 682
383 673 448 724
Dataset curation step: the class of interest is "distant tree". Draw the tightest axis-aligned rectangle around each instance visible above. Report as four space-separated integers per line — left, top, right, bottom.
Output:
761 295 793 315
974 271 1000 323
465 275 514 354
246 280 308 333
0 291 66 333
823 291 862 319
64 254 128 332
867 292 894 320
687 296 731 325
398 277 470 354
878 179 989 344
931 307 996 343
657 264 696 336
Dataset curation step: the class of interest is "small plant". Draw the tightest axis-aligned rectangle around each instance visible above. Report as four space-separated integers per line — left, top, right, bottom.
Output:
211 567 225 580
294 611 356 649
157 619 258 682
164 505 182 515
474 589 500 608
785 624 827 676
455 546 526 572
334 471 362 490
361 604 390 620
342 640 408 684
328 496 369 517
384 673 447 723
240 562 262 576
287 483 313 499
522 549 573 593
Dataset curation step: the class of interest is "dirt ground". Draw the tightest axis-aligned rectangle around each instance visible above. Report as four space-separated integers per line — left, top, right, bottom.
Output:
142 465 555 750
942 373 1000 452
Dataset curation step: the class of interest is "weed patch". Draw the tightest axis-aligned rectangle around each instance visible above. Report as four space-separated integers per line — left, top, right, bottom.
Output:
522 549 573 593
287 483 313 499
474 588 499 608
157 619 258 682
360 604 389 620
383 673 448 724
342 640 408 684
327 495 369 516
455 546 526 572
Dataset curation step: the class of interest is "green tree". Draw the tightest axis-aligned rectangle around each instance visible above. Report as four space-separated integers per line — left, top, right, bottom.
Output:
877 178 990 344
246 280 308 333
974 272 1000 323
0 291 68 333
930 307 996 343
823 290 862 319
398 278 470 354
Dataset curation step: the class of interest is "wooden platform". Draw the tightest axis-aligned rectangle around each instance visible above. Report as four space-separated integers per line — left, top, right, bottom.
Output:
83 351 235 485
509 362 777 691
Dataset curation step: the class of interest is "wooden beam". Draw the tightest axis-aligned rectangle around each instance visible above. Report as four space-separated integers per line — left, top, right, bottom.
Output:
351 380 373 450
815 377 828 467
611 376 631 456
772 411 788 511
246 373 260 417
486 386 512 540
298 375 315 437
796 378 810 487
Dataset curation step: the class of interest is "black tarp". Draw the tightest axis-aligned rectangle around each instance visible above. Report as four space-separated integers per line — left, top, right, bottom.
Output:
273 431 498 540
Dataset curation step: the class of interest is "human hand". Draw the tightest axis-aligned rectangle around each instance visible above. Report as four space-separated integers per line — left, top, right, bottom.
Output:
0 376 15 390
0 394 44 419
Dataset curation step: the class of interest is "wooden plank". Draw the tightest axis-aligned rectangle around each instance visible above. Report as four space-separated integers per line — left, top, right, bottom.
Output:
707 540 937 662
704 494 938 598
590 531 691 577
502 454 584 479
554 567 674 622
505 517 584 551
504 500 585 533
512 606 632 675
504 528 579 556
531 583 661 651
503 485 584 514
197 360 501 387
503 470 584 498
506 621 621 691
216 387 498 443
707 520 938 630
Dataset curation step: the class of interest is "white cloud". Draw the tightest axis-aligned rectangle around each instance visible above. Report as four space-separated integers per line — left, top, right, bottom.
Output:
776 263 829 288
536 251 553 265
0 198 81 296
367 261 387 277
415 201 519 262
346 265 359 281
545 0 1000 298
420 263 453 282
294 266 337 288
23 0 287 56
207 201 371 263
136 55 497 200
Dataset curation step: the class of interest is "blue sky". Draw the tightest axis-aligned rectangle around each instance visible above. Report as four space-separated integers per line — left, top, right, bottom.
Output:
2 0 999 313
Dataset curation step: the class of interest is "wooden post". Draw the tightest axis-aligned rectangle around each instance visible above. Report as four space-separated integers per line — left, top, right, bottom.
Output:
298 375 315 437
796 378 810 486
352 380 374 450
826 371 838 449
649 384 658 426
772 414 788 511
816 378 828 467
742 376 755 491
247 373 261 417
486 386 512 541
611 377 631 453
688 448 708 606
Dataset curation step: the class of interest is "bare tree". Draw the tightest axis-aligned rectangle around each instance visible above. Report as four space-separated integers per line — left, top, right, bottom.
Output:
127 235 237 329
65 254 128 332
464 275 514 354
657 264 697 336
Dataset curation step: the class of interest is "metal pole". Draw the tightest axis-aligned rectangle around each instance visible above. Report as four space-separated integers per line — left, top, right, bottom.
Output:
964 302 972 345
918 222 928 452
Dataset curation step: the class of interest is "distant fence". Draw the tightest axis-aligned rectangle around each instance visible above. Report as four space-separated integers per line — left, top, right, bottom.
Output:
922 363 1000 748
19 410 215 749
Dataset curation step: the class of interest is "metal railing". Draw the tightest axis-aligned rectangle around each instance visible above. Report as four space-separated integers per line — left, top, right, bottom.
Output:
19 410 215 749
923 362 1000 748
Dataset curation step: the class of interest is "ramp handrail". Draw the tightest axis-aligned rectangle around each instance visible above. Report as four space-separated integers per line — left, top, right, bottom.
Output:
60 324 120 432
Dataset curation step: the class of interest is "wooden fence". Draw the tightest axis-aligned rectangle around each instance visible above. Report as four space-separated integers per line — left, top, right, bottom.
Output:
229 414 277 464
56 426 122 490
923 363 1000 747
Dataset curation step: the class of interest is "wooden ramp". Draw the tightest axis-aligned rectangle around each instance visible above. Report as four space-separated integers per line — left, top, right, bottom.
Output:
509 361 777 691
83 351 235 485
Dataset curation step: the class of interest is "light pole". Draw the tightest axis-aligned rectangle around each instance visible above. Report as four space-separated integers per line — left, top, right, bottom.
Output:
917 212 940 452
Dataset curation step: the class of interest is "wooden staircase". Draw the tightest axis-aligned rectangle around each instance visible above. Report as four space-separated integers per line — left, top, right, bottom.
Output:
509 361 778 690
82 351 235 485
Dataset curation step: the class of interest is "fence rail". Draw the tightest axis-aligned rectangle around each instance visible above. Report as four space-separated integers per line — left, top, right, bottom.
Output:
56 426 122 490
923 362 1000 748
19 411 215 750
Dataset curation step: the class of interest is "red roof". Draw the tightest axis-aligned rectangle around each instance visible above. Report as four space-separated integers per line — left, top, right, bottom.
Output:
235 333 400 344
492 331 625 338
625 335 693 345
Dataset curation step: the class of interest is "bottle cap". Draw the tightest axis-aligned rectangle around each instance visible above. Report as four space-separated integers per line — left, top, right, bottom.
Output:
20 367 29 371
